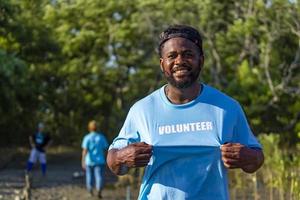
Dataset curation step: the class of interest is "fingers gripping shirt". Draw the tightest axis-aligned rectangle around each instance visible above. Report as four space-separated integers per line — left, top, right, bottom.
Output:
109 84 262 200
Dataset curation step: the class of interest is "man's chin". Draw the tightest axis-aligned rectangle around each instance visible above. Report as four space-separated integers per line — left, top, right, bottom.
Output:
165 74 198 89
169 80 193 89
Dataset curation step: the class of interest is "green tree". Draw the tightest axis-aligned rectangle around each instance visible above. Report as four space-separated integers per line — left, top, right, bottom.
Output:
0 0 299 146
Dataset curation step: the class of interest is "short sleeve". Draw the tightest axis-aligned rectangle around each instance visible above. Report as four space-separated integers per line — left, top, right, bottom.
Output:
81 135 88 149
109 108 141 150
233 104 262 149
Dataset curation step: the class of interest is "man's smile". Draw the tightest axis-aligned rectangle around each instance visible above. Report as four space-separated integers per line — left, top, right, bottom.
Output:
172 65 192 77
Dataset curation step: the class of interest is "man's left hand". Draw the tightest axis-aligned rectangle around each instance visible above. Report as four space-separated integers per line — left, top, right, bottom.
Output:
220 143 263 173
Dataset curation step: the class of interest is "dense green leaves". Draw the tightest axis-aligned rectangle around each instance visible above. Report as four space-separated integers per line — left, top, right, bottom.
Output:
0 0 299 146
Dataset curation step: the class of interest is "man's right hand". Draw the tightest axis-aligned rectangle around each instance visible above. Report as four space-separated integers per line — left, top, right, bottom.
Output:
117 142 153 168
107 142 152 175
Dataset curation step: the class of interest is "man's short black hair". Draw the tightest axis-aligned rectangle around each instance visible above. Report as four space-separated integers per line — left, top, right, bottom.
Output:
158 24 203 57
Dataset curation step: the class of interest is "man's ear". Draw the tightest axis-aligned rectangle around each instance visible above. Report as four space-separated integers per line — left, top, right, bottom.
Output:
160 58 164 72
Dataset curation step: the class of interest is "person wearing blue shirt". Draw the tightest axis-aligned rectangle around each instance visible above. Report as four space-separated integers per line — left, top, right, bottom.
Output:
81 120 108 199
26 122 51 176
107 25 264 200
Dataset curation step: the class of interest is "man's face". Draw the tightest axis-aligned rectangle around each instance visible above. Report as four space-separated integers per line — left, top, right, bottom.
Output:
160 37 203 89
38 123 44 132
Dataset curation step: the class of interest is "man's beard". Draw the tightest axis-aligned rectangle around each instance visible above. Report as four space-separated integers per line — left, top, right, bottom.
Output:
163 67 200 89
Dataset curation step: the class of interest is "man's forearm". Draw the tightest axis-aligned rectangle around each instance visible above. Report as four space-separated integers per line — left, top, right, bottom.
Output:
242 149 264 173
81 149 87 169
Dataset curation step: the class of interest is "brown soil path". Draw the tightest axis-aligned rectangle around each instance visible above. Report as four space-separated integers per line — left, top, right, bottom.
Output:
0 148 138 200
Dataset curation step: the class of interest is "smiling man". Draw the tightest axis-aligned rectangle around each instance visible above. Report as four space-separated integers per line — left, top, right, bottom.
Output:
107 25 264 200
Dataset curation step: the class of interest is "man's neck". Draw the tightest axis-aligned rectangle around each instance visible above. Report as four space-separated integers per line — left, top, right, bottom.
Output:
164 82 201 104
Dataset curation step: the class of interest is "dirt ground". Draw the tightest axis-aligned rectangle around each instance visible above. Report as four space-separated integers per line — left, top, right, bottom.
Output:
0 148 139 200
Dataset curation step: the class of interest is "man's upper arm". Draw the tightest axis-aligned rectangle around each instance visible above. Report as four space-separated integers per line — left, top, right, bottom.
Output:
233 104 262 149
82 148 87 155
109 107 141 150
81 136 88 149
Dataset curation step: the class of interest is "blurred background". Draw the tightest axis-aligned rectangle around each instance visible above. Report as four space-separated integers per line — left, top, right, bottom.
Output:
0 0 299 199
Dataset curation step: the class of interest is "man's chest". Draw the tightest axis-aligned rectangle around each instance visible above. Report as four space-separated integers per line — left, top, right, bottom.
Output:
138 104 235 146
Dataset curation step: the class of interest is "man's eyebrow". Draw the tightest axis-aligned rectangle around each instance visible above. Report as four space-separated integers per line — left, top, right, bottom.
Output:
167 49 193 53
166 51 177 54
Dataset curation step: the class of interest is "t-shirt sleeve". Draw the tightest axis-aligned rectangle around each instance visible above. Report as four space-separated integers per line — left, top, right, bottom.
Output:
233 104 262 149
109 107 141 150
81 135 88 149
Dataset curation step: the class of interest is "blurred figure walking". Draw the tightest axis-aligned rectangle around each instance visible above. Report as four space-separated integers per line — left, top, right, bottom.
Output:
81 120 108 199
26 122 52 176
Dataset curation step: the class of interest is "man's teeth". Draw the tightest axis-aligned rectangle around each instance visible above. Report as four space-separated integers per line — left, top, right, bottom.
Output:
174 69 189 75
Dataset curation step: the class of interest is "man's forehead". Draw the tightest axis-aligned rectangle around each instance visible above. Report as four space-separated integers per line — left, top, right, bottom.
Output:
161 37 198 52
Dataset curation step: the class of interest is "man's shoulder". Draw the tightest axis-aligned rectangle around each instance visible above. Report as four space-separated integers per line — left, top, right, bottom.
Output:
95 132 106 139
202 84 240 108
83 132 92 140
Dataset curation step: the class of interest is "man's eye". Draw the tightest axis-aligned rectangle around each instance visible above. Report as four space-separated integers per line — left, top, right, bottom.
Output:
168 55 175 58
184 52 193 57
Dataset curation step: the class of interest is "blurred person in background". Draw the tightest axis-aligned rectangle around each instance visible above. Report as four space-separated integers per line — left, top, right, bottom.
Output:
26 122 52 176
81 120 108 199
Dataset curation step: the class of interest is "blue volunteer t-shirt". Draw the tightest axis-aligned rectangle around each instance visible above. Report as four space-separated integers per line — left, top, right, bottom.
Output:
110 83 262 200
82 132 108 166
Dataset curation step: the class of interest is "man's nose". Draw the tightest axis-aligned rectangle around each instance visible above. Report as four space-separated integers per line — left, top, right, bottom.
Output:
174 54 184 64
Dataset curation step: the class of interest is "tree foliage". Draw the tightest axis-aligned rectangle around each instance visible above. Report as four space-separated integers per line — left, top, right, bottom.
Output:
0 0 299 146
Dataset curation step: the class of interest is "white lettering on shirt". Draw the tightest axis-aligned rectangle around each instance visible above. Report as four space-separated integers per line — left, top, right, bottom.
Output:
165 126 171 134
183 123 190 132
158 121 213 135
